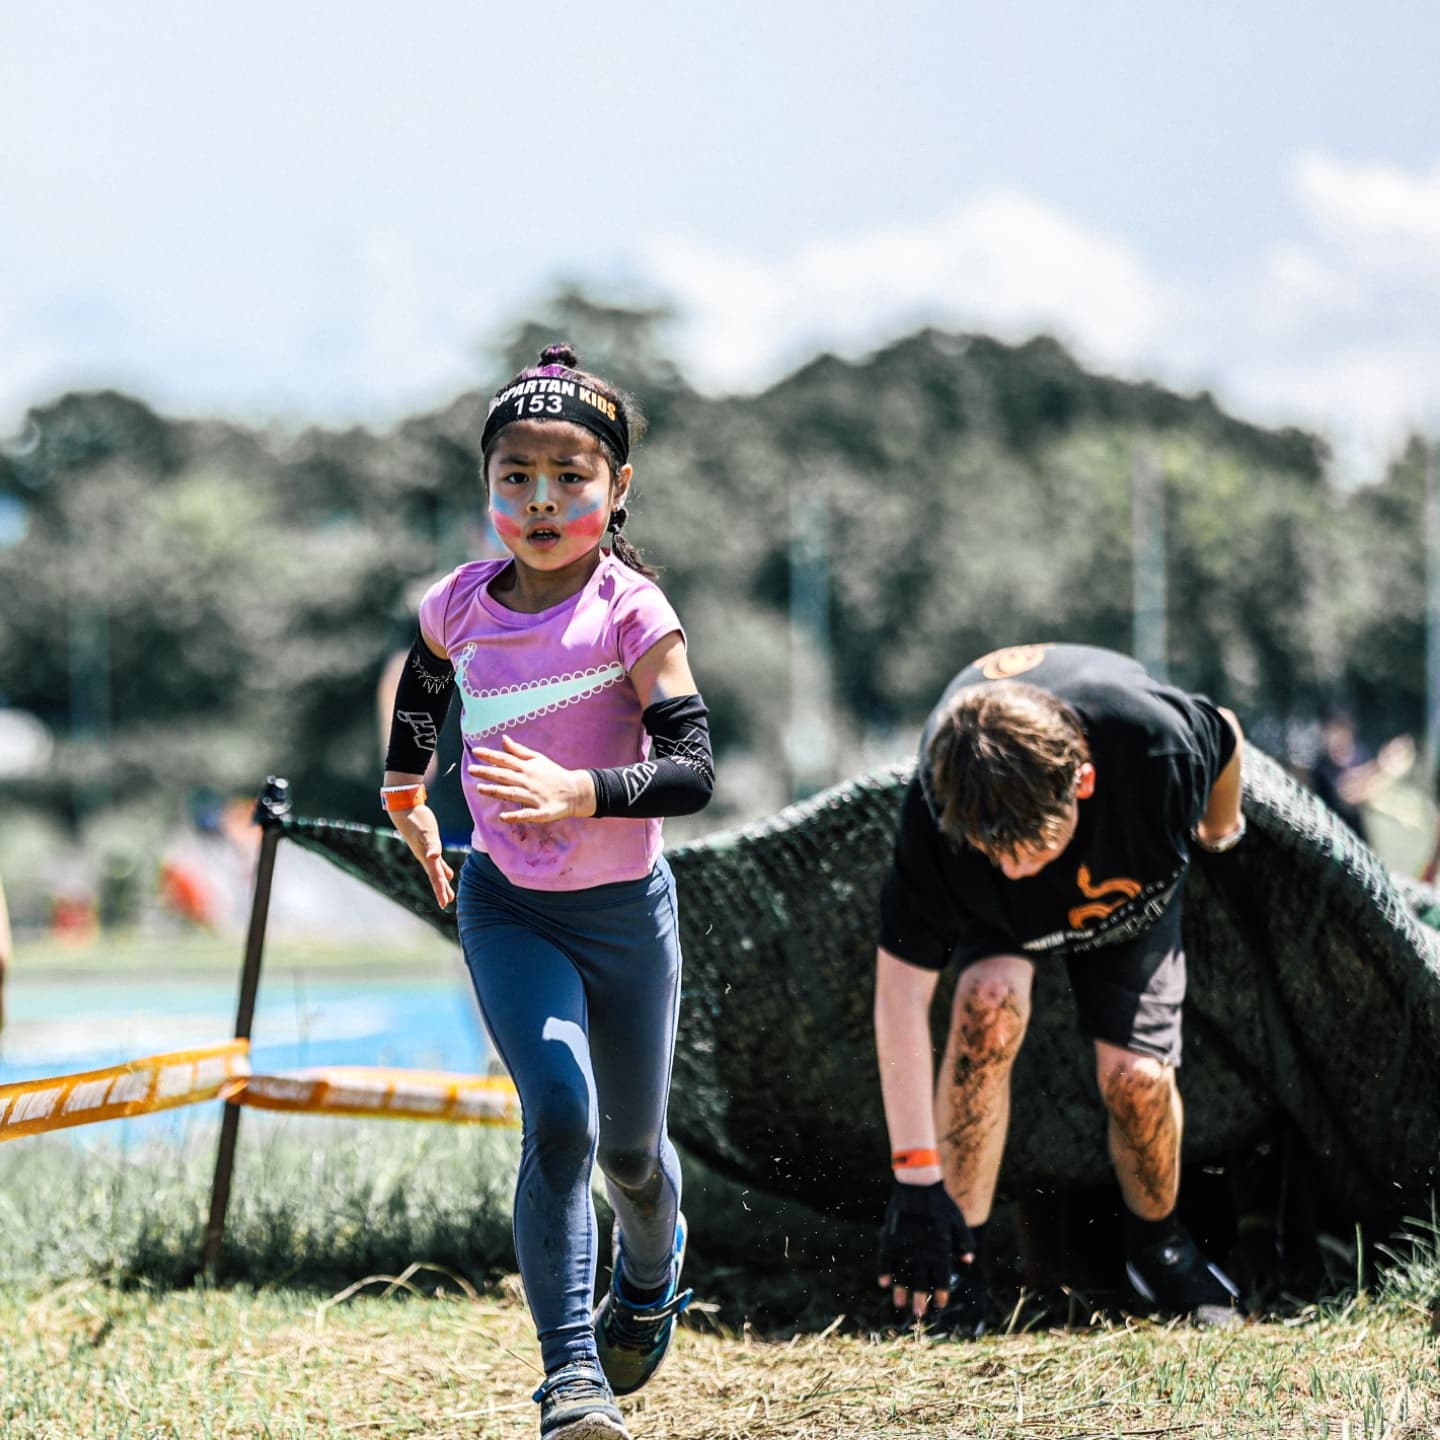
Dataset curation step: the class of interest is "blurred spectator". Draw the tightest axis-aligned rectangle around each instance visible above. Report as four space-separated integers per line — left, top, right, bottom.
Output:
153 789 255 932
49 886 99 942
1420 768 1440 887
0 871 10 1032
1308 710 1415 845
1421 832 1440 887
158 857 219 929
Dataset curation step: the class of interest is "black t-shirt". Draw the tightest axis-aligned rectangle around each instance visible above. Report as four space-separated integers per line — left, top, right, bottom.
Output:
879 643 1237 971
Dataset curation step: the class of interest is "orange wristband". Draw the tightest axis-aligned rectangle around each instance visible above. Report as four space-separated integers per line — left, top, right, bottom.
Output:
891 1148 940 1171
381 783 427 813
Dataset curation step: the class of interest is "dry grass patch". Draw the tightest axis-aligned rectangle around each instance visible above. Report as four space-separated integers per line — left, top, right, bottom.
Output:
2 1278 1439 1439
635 1302 1440 1440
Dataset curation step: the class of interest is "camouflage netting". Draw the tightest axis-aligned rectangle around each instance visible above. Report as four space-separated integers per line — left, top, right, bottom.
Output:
275 745 1440 1219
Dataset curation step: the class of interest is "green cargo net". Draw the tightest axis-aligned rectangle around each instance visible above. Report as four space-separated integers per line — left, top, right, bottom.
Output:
276 745 1440 1218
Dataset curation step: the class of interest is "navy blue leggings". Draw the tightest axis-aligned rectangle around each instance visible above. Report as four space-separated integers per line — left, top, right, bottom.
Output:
457 852 684 1373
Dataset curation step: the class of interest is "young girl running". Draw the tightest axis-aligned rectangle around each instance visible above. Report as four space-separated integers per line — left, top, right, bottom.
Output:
381 344 714 1440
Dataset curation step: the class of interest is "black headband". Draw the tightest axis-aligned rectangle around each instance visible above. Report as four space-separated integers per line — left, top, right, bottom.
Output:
480 367 630 464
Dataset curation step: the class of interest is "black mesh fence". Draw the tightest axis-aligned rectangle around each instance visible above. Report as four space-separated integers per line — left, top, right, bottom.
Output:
277 745 1440 1219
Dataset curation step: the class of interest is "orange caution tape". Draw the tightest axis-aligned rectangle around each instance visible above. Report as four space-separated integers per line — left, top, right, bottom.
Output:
234 1066 521 1127
0 1045 520 1140
0 1039 252 1142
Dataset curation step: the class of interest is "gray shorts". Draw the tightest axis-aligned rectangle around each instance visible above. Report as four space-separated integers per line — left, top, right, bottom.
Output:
954 899 1187 1067
1062 899 1186 1067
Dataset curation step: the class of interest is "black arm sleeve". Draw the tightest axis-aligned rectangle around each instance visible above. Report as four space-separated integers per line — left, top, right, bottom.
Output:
589 693 715 819
384 631 456 775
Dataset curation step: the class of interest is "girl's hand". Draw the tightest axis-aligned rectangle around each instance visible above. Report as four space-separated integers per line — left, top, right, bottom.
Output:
388 803 455 908
469 736 596 824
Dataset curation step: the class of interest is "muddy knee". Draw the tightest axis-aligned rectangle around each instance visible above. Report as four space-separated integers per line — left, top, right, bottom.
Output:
527 1080 597 1183
1098 1055 1174 1139
596 1143 662 1194
952 972 1030 1070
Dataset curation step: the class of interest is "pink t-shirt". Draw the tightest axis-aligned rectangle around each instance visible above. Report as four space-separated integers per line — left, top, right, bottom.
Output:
418 552 685 891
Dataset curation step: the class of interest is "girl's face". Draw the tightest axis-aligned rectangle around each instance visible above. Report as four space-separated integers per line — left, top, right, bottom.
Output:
486 420 630 574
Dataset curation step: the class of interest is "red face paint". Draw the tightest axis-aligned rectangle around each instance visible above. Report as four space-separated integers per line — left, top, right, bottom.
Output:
490 508 524 541
566 503 608 540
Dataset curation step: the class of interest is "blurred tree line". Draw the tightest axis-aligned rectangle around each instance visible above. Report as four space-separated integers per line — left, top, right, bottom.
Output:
0 292 1430 845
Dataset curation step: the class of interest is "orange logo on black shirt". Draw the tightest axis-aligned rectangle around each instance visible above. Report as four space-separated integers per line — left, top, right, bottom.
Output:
1068 865 1143 928
974 644 1053 680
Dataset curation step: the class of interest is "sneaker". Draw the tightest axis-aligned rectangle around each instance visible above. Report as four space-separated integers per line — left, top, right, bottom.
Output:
1125 1218 1243 1328
593 1211 693 1396
532 1360 630 1440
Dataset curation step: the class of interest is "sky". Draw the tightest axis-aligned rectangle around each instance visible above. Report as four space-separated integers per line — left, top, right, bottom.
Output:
2 0 1438 481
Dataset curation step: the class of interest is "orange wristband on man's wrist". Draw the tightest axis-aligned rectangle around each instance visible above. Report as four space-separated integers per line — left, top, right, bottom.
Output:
891 1148 940 1171
381 783 427 813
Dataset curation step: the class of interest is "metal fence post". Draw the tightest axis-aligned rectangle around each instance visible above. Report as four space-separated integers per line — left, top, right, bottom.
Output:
202 776 291 1275
1131 442 1167 680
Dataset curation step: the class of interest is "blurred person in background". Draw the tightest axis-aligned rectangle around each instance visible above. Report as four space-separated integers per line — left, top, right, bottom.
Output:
1307 708 1414 846
1419 767 1440 887
381 344 714 1440
873 643 1245 1335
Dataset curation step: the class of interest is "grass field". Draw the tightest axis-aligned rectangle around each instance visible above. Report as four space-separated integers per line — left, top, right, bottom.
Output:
2 1263 1437 1438
0 1120 1437 1438
5 915 1440 1438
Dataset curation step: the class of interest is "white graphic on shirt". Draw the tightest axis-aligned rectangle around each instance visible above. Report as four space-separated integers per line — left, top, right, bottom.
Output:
452 645 626 739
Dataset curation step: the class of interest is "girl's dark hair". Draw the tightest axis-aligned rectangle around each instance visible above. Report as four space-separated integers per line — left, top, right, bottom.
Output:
483 343 656 579
927 682 1090 853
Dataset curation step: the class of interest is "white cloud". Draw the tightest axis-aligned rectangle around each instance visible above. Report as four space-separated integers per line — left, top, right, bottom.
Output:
1236 341 1438 480
1213 152 1440 473
1263 243 1355 318
645 194 1170 392
5 149 1439 483
1294 152 1440 255
637 157 1440 482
